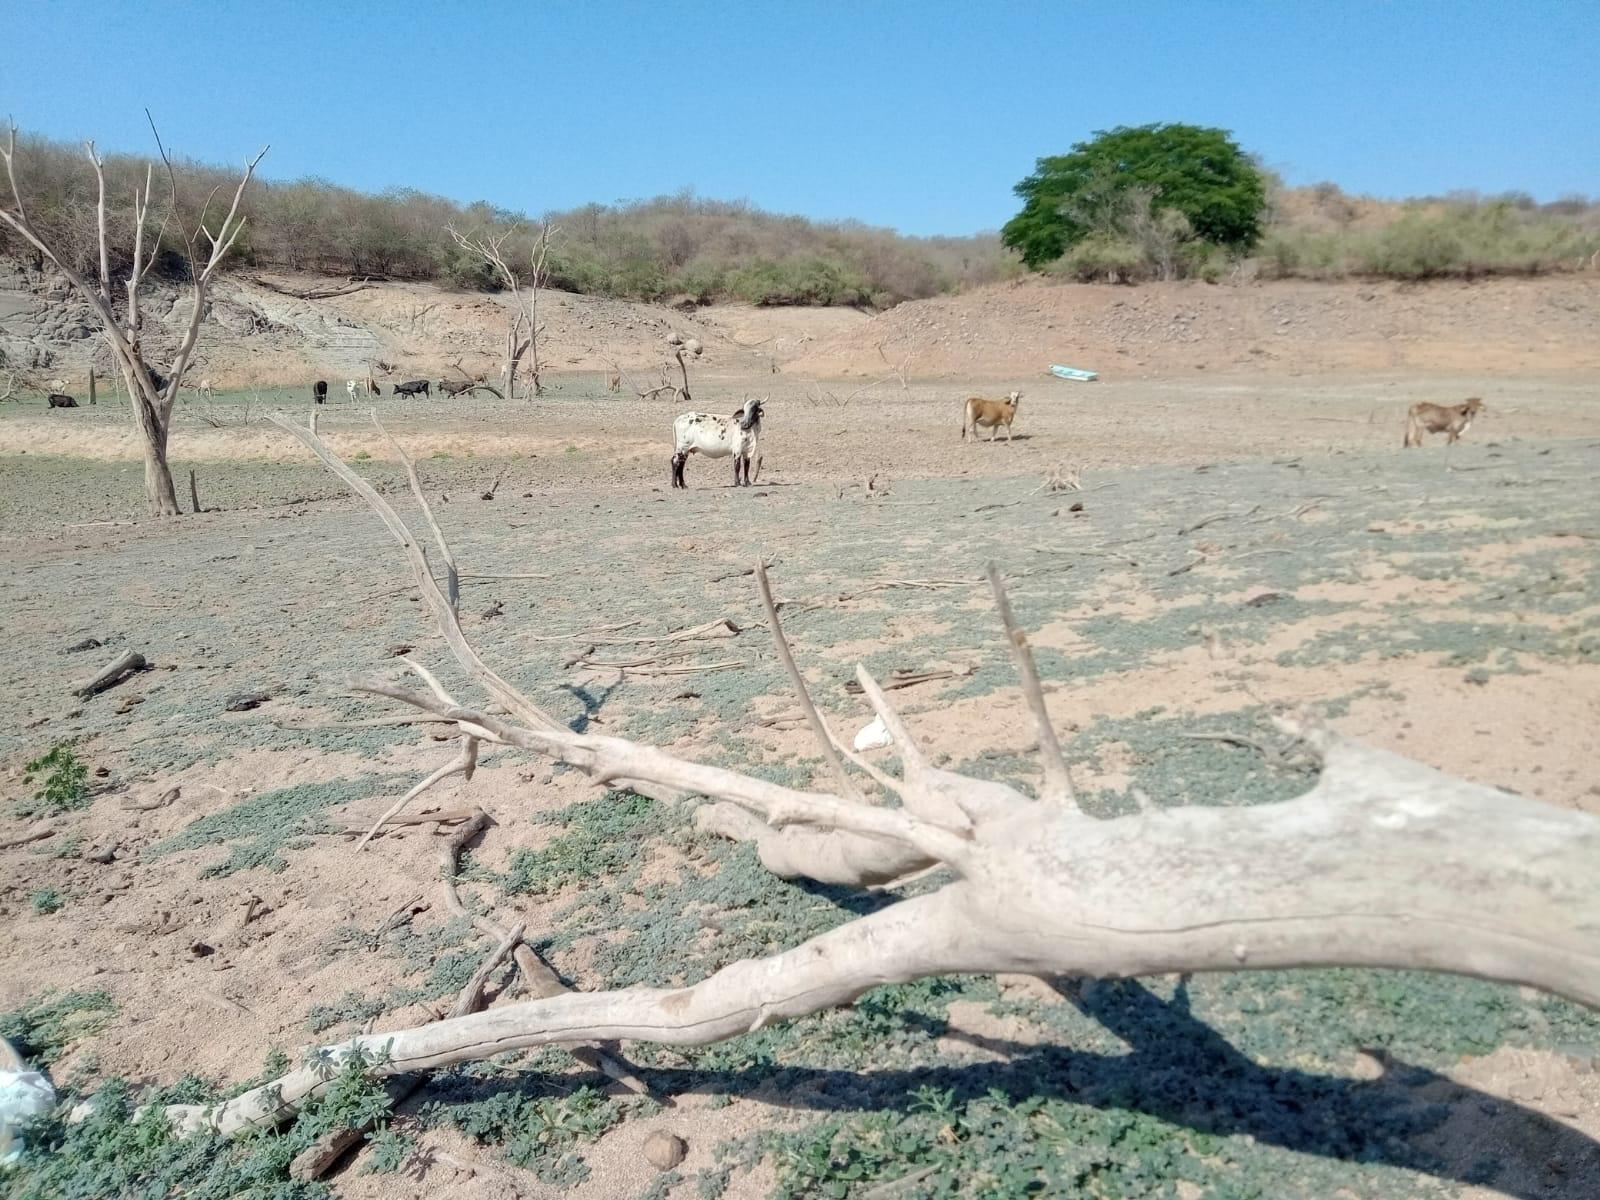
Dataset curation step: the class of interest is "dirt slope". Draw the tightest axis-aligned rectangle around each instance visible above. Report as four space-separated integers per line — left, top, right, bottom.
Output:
0 264 871 389
788 275 1600 380
4 263 1598 390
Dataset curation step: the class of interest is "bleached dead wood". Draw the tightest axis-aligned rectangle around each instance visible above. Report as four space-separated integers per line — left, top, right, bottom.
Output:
245 274 373 301
158 418 1600 1139
438 807 649 1093
71 649 147 697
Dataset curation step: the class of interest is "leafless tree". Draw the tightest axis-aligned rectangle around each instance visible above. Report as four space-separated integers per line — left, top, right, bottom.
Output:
446 219 555 398
153 416 1600 1141
0 119 266 516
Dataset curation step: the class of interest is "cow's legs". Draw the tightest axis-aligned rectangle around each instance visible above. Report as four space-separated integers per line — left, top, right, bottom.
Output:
671 452 687 488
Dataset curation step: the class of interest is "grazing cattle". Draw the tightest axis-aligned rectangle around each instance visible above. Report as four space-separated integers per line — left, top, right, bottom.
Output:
393 379 431 397
1404 397 1484 447
671 397 764 489
47 392 78 408
439 379 473 397
313 380 328 405
962 391 1022 441
346 379 361 401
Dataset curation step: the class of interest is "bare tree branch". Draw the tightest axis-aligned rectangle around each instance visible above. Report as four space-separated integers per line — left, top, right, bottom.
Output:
986 565 1076 809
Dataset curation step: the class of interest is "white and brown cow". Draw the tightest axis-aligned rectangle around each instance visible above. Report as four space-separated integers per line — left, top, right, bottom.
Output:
671 398 764 488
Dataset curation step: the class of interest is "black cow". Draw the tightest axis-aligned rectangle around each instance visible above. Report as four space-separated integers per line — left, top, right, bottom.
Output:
313 380 328 405
393 379 431 397
47 392 78 408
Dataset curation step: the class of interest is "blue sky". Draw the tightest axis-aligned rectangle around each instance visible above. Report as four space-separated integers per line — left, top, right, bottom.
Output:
4 1 1596 236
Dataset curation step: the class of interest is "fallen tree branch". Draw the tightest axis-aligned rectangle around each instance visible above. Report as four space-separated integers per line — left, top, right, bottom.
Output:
71 649 147 697
986 565 1074 808
0 824 55 850
246 274 374 301
438 806 650 1095
1178 506 1260 536
842 665 975 693
166 731 1600 1137
449 922 524 1018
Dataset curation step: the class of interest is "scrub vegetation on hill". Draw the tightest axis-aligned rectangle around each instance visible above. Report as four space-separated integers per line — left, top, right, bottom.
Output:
1 124 1596 310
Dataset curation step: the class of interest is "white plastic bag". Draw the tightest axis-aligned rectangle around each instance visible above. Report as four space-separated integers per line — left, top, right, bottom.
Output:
852 715 892 751
1 1038 56 1166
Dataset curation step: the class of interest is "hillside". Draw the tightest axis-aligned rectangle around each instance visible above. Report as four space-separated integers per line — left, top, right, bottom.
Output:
792 274 1600 379
4 264 1598 390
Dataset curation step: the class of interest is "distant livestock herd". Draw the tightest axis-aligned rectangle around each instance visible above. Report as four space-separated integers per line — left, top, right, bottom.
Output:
35 373 1488 486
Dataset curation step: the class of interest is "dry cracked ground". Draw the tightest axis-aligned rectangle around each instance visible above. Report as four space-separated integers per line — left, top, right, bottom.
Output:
2 287 1599 1200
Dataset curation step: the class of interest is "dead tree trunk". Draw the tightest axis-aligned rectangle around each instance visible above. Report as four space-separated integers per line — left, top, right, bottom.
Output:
447 219 555 401
152 415 1600 1139
0 120 265 517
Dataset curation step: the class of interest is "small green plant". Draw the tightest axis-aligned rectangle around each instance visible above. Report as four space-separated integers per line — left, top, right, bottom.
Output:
362 1127 417 1174
18 742 91 817
425 1083 630 1184
30 887 65 914
353 449 372 460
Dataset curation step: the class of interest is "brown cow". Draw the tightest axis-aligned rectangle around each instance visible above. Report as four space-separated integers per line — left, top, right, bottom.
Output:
1404 397 1484 447
961 391 1023 442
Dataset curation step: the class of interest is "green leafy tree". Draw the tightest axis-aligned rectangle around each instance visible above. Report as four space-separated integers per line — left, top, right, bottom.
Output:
1003 123 1267 268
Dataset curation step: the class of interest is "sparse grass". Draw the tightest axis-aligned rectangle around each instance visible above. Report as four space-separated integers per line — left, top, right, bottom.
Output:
306 913 487 1034
29 887 65 914
145 772 407 877
499 790 662 895
0 989 115 1065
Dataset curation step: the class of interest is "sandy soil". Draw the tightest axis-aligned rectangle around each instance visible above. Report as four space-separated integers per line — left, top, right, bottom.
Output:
2 274 1599 1199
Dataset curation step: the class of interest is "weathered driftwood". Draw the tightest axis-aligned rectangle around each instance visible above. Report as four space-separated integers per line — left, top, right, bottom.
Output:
159 417 1600 1138
72 649 147 698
